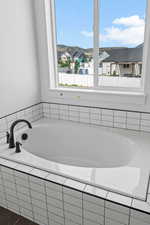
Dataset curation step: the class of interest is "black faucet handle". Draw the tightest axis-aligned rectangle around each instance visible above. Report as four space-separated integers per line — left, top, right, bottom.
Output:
6 132 10 144
15 141 22 153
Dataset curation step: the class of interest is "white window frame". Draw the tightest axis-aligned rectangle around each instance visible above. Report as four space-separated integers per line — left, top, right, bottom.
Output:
43 0 150 104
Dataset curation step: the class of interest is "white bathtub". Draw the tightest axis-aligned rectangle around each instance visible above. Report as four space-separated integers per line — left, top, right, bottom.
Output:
0 119 150 200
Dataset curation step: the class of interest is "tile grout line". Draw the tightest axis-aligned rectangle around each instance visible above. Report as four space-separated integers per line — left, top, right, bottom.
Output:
128 198 134 225
44 181 50 225
62 185 66 225
0 166 8 209
13 169 21 215
27 175 35 222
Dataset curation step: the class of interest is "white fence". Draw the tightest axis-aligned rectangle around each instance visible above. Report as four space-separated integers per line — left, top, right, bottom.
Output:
58 73 141 88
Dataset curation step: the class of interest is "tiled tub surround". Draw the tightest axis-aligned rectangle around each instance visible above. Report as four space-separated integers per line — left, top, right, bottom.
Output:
0 103 43 142
0 102 150 224
0 118 150 200
0 159 149 225
42 102 150 132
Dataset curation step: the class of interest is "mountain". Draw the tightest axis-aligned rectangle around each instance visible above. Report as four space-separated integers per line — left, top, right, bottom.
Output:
57 44 129 57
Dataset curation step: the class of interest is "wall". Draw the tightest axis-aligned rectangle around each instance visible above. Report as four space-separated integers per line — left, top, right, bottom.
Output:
0 0 41 117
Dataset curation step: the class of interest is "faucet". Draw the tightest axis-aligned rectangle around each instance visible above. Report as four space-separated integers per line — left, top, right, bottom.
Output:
8 119 32 148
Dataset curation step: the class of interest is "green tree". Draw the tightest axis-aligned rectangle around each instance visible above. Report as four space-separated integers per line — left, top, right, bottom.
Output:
74 60 80 74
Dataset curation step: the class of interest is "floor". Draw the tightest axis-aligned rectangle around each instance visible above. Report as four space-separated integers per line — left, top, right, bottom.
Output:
0 206 39 225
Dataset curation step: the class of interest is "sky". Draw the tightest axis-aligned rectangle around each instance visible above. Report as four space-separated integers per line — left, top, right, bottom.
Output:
55 0 146 48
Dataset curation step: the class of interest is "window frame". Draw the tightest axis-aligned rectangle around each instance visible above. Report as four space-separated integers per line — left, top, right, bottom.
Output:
44 0 150 102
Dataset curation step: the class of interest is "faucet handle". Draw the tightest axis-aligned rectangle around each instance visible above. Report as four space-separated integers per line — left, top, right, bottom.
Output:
15 141 22 153
6 132 10 144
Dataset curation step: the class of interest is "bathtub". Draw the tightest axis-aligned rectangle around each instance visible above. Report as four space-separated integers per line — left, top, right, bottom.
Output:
0 118 150 200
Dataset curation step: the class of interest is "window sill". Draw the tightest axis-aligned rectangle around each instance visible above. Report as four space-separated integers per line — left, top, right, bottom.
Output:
48 88 146 106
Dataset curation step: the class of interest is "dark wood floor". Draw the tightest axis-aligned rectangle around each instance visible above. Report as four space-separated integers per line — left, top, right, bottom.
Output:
0 206 39 225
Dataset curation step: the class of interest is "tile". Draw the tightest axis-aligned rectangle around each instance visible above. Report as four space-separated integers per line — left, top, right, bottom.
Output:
132 199 150 213
7 201 20 214
48 212 64 224
47 204 63 216
141 113 150 120
102 109 113 116
64 179 86 191
2 172 14 182
126 123 140 130
17 192 31 202
65 220 79 225
29 175 45 185
15 164 33 174
105 208 129 225
33 205 47 217
47 197 63 208
101 120 113 127
64 202 82 216
83 209 104 224
64 211 82 224
105 218 125 225
30 181 45 193
83 219 100 225
20 207 33 219
46 173 66 185
34 213 49 225
32 198 47 210
30 189 46 201
16 176 29 187
131 208 150 224
83 200 104 216
127 112 140 119
63 186 82 199
29 168 49 179
106 192 132 214
141 120 150 127
17 185 30 196
46 186 63 200
127 118 140 126
63 193 82 207
130 217 150 225
83 193 105 207
114 122 126 129
1 165 15 175
141 126 150 132
45 180 63 192
85 185 108 199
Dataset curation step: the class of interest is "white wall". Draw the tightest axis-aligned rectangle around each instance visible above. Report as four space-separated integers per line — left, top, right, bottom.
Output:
0 0 41 117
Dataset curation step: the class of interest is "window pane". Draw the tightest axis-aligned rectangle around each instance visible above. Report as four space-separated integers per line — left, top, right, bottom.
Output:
55 0 94 88
99 0 146 88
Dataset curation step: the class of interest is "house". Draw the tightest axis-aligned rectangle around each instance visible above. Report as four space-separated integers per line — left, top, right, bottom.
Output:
72 50 86 62
100 45 143 77
57 51 72 63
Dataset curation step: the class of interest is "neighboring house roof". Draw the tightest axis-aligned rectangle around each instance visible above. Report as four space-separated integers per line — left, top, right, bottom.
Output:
72 51 85 59
102 46 143 63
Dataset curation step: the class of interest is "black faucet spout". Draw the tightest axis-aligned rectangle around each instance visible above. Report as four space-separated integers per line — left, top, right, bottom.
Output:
9 119 32 148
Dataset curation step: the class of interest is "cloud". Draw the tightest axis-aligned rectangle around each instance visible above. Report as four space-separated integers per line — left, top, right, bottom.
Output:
113 15 145 27
81 15 145 46
80 31 93 37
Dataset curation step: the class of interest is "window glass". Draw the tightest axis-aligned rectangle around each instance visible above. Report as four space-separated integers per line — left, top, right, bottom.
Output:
55 0 94 88
99 0 146 88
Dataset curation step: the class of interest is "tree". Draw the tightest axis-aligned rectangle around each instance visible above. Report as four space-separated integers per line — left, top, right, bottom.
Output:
74 60 80 74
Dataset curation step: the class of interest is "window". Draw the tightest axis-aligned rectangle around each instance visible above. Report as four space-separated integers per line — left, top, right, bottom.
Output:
123 64 130 69
55 0 94 88
49 0 148 92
